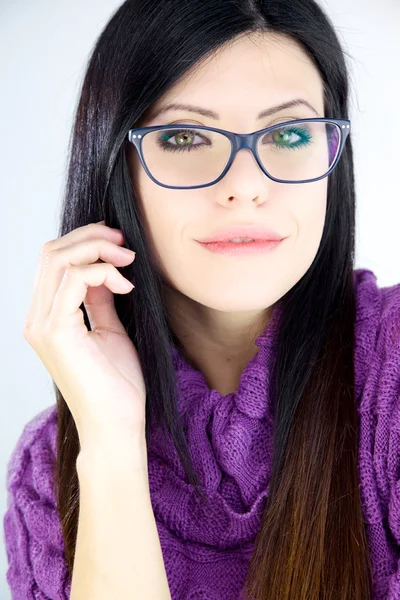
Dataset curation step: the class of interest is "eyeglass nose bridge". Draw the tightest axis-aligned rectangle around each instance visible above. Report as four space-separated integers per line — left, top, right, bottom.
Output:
227 131 264 172
232 131 258 151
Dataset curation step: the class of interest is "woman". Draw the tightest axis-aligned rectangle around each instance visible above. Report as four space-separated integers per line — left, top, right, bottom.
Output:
4 0 400 598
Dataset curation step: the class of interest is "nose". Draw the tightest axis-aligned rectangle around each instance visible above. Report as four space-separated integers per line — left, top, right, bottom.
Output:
215 149 270 206
223 142 266 184
221 131 267 179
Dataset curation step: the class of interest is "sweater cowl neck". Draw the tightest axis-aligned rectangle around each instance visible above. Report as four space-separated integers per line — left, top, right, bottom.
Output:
147 301 284 551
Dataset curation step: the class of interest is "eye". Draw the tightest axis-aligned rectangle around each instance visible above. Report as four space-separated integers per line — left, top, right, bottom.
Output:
262 125 313 150
156 128 212 152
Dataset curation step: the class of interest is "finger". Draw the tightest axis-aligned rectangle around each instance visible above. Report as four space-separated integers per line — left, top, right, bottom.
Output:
48 262 133 336
27 237 135 325
47 221 125 253
26 223 125 327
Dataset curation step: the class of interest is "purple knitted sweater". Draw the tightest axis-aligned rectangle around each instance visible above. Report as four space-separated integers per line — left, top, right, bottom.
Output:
3 268 400 599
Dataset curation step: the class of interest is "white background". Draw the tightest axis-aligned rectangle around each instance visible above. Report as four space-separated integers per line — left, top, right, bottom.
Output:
1 0 399 597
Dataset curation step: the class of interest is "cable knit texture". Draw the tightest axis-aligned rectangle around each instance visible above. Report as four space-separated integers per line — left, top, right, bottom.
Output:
3 268 400 599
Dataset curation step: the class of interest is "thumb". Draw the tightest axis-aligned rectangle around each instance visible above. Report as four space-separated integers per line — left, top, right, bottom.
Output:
83 281 129 336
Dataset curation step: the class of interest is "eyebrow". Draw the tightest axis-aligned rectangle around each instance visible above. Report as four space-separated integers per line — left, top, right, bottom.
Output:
147 98 321 121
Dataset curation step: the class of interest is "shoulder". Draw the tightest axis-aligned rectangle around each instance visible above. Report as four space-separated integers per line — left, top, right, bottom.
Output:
353 270 400 542
3 404 71 599
353 268 400 408
353 267 400 347
5 403 59 502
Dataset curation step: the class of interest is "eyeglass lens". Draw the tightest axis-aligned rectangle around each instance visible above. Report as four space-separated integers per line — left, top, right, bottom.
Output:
141 121 341 187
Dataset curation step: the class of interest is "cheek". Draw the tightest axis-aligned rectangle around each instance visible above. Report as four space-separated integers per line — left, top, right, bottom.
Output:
301 180 327 236
290 182 328 271
299 194 326 239
126 147 195 280
137 188 193 281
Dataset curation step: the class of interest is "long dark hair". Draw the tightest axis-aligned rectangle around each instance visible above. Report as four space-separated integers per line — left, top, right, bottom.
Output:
53 0 374 598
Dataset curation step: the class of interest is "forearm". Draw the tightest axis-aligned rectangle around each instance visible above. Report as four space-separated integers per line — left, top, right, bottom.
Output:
70 433 172 600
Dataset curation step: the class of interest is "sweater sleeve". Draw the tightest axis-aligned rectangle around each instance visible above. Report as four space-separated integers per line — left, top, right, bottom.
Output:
3 406 72 599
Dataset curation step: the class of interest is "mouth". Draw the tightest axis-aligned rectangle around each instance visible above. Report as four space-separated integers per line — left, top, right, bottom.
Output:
196 226 285 244
197 237 286 255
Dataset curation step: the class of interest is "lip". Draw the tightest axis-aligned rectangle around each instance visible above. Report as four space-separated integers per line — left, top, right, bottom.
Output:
197 238 286 256
196 225 285 243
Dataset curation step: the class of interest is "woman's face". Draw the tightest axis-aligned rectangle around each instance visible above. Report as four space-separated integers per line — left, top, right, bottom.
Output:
126 32 327 317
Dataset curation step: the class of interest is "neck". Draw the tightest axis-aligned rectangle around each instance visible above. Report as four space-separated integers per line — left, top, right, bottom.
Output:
162 284 273 395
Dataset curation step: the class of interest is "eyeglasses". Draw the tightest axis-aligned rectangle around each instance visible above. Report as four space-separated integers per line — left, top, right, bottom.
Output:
126 118 351 190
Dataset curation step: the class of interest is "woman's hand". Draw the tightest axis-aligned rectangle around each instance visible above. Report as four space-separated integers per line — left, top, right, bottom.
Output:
23 220 146 448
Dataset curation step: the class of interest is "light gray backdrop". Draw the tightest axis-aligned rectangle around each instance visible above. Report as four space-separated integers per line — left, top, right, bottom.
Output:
1 0 399 598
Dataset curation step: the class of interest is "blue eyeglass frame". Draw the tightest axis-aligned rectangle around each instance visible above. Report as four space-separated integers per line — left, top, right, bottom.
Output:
126 117 351 189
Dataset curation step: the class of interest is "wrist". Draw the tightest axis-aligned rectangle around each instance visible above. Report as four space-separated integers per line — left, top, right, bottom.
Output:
77 429 148 474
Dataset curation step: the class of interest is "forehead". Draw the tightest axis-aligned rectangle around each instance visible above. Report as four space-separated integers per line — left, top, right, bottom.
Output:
148 32 325 124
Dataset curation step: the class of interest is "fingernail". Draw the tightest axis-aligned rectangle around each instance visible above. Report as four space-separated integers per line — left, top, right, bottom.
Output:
121 247 135 255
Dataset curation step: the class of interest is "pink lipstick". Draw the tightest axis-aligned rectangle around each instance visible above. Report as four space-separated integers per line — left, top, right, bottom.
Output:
197 238 285 256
